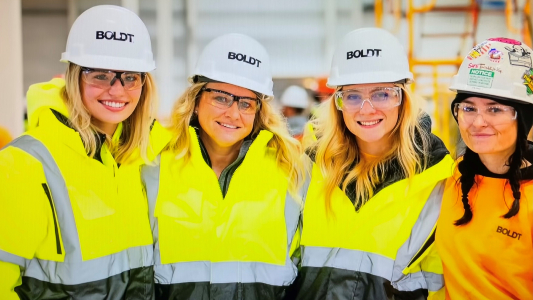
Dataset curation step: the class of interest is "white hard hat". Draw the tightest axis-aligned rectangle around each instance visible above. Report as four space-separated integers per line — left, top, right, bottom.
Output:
61 5 155 72
328 28 413 87
191 33 274 96
280 85 309 109
450 37 533 105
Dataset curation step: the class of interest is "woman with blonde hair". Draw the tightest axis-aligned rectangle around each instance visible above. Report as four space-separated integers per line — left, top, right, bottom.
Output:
286 28 454 300
142 33 305 300
0 5 168 299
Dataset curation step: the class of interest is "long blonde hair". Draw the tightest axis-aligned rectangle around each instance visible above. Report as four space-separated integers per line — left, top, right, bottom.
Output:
305 84 429 211
167 81 304 195
62 63 157 164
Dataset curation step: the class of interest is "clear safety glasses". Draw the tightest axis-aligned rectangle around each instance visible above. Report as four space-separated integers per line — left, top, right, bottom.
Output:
201 87 261 115
81 67 146 90
335 86 402 112
454 103 517 126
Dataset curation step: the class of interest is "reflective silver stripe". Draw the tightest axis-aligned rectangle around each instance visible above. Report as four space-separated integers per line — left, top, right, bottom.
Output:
0 249 26 267
153 259 297 286
11 135 81 262
300 180 446 292
301 246 394 281
391 180 446 290
143 155 302 286
23 245 152 285
8 135 152 285
394 271 444 292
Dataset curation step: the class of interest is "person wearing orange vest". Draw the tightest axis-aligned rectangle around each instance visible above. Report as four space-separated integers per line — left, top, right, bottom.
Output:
0 126 13 149
436 37 533 299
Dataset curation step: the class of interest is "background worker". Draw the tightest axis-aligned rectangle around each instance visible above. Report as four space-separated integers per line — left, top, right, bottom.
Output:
143 33 306 300
437 37 533 300
287 27 453 300
280 85 310 139
0 126 12 149
0 5 168 299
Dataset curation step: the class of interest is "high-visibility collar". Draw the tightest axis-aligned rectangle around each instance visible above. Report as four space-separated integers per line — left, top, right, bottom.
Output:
301 155 454 255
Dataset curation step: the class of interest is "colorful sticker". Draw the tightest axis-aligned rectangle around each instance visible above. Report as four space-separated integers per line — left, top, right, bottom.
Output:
467 41 491 60
523 68 533 95
488 37 522 45
504 45 532 68
467 69 494 88
488 48 503 63
467 62 502 73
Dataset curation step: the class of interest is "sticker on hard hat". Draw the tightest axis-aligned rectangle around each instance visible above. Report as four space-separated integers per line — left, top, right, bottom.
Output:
467 69 494 88
346 49 382 60
96 31 134 42
504 45 532 68
522 68 533 95
488 38 522 45
488 48 503 63
228 52 262 67
467 63 502 73
467 41 491 60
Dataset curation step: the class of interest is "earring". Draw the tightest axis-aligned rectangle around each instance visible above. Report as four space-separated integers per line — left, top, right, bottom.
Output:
194 110 198 114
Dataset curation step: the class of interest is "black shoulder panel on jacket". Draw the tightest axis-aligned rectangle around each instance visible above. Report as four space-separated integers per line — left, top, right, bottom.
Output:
16 266 155 300
285 266 428 300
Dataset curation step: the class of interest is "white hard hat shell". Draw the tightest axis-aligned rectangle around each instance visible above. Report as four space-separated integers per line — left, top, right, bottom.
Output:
61 5 155 72
450 37 533 105
191 33 274 96
280 85 310 109
328 27 413 87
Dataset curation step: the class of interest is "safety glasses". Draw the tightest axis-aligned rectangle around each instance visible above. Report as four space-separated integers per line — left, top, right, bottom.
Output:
454 103 517 126
81 67 146 90
335 87 402 112
201 87 261 115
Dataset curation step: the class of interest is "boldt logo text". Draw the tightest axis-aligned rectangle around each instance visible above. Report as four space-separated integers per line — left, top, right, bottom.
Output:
96 31 134 42
347 49 382 60
496 226 522 240
228 52 261 67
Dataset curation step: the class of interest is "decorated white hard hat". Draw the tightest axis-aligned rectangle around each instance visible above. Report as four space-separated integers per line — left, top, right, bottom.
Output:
280 85 309 109
328 27 413 87
61 5 155 72
450 37 533 106
191 33 274 96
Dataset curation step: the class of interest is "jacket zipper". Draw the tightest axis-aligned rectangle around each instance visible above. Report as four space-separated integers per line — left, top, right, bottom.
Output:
41 183 62 255
406 229 435 268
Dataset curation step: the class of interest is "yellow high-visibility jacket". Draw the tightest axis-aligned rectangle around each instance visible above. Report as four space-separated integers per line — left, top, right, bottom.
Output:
142 127 305 300
0 79 171 300
288 126 454 300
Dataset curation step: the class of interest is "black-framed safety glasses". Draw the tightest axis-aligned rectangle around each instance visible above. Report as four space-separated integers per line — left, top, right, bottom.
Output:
201 87 261 115
81 67 146 90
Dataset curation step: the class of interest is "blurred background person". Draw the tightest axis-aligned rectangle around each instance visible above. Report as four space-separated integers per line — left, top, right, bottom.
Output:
280 85 311 139
0 126 13 149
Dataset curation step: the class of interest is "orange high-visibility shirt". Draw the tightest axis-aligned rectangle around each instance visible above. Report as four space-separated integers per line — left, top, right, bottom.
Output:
436 165 533 300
